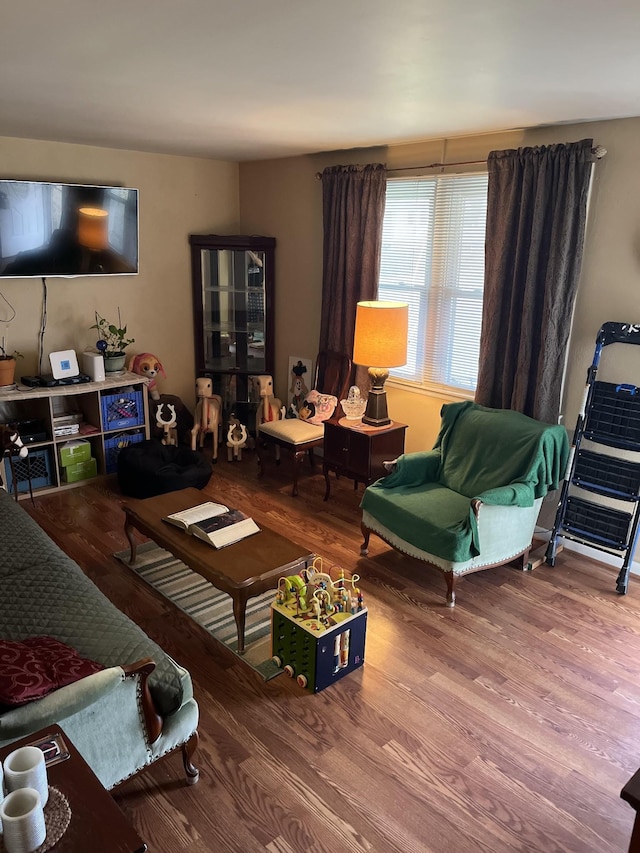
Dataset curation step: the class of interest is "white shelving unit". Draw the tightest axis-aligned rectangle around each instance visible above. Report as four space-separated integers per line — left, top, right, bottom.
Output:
0 371 149 498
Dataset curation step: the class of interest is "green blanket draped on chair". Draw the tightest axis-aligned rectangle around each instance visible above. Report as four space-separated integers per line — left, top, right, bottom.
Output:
360 401 570 563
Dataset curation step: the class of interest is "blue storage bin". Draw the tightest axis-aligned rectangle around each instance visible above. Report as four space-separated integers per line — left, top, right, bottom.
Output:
6 447 55 493
101 389 144 432
104 430 145 474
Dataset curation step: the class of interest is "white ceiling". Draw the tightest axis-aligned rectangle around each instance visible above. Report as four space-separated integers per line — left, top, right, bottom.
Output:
3 0 640 162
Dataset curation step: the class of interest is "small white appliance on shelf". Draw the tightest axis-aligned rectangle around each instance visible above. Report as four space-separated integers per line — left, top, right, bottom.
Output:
81 351 105 382
49 350 80 380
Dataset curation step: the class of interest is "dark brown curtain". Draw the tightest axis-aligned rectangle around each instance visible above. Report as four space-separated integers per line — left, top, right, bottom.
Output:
319 163 386 390
475 139 595 423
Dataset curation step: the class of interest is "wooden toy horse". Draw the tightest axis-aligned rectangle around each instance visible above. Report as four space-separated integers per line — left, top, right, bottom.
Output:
1 423 30 501
190 377 222 460
250 374 282 426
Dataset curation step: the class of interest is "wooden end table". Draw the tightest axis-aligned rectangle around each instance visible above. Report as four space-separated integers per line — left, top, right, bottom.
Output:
122 487 312 653
0 729 146 852
323 418 407 501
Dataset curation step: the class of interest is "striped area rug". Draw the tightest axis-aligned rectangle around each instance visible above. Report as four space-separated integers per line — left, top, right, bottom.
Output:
115 541 281 680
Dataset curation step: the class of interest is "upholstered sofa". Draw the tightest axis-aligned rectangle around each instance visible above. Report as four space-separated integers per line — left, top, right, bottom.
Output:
0 487 199 790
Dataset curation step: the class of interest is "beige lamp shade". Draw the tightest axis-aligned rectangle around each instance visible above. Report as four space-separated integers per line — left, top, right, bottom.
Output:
352 301 409 368
78 207 108 251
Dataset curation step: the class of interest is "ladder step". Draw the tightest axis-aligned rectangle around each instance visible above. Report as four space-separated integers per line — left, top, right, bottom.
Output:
562 496 632 550
584 382 640 449
573 449 640 500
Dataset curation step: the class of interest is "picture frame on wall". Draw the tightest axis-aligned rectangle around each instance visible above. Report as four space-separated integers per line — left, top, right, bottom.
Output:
287 356 313 413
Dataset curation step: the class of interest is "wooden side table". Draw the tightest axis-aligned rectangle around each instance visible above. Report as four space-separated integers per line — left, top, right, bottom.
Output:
0 729 146 852
323 418 407 501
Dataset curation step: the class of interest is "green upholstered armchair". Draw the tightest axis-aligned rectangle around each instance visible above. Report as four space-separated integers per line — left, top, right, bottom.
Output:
360 402 570 606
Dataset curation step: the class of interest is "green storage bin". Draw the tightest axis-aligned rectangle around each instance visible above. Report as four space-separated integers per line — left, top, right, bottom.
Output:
62 457 97 483
58 439 91 467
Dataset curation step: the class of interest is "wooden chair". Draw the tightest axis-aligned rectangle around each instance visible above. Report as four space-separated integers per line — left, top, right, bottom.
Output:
257 351 352 496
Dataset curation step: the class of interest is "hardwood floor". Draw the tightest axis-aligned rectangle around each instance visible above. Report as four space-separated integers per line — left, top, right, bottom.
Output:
20 451 640 853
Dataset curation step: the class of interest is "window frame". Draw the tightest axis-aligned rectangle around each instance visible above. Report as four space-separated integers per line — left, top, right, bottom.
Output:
378 170 489 399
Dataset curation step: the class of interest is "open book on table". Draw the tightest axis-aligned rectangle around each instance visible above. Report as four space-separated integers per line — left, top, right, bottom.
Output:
163 501 260 549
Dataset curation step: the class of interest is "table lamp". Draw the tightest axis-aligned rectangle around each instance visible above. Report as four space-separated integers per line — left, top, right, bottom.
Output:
352 300 408 427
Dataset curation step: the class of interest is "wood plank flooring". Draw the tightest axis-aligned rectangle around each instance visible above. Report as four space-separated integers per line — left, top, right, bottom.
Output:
20 451 640 852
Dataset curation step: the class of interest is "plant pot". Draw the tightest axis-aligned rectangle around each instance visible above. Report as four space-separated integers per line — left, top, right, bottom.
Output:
0 357 16 386
103 353 127 373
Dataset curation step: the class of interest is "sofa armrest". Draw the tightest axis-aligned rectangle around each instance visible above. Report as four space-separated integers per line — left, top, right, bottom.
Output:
377 450 441 489
0 658 163 745
0 666 126 741
475 481 536 508
121 658 162 744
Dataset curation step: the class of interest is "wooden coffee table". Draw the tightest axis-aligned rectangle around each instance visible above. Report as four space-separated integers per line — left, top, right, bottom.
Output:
0 728 146 852
122 487 312 653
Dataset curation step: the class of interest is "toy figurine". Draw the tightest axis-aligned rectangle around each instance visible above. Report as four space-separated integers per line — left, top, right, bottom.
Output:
127 352 166 401
191 377 222 460
156 403 178 446
226 418 248 461
289 361 309 417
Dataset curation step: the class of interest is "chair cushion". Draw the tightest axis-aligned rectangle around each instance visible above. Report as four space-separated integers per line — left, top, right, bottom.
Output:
362 482 475 562
259 419 324 445
0 637 104 707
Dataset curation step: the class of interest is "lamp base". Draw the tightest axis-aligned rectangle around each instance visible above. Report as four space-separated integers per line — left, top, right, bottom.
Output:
362 388 391 427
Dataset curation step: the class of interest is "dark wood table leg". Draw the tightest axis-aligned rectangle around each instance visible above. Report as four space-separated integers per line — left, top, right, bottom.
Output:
232 590 249 654
292 448 305 497
124 510 138 564
323 461 331 501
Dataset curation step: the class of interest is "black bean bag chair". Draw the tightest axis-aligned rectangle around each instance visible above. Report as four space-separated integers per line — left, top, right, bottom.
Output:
117 439 212 499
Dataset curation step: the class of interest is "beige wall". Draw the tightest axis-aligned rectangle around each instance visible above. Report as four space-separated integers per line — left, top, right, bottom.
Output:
239 118 640 453
4 118 637 445
0 136 239 404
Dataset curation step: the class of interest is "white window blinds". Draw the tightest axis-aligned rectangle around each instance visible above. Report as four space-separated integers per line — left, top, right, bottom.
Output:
378 173 488 392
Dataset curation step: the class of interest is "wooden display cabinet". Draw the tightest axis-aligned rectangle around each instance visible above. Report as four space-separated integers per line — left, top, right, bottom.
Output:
189 234 275 419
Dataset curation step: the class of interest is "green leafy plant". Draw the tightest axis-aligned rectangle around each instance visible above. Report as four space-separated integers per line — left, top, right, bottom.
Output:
0 341 22 361
90 309 135 355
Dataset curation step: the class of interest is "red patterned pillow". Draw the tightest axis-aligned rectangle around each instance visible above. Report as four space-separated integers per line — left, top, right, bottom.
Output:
0 637 104 707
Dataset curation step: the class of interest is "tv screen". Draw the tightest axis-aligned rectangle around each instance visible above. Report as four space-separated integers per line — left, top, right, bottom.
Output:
0 180 139 278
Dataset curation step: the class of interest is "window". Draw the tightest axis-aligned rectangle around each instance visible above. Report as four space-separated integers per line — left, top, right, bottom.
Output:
378 173 488 394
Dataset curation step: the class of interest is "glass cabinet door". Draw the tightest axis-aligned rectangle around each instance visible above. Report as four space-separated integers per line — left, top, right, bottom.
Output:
190 234 275 411
201 248 267 373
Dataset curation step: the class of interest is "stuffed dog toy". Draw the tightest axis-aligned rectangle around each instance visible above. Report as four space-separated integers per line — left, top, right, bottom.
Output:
127 352 166 401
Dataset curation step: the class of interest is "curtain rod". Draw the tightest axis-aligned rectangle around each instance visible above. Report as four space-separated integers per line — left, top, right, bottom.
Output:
314 145 607 179
314 160 481 178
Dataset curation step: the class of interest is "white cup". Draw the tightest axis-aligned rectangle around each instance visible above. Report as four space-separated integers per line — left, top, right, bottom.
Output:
0 787 46 853
3 746 48 807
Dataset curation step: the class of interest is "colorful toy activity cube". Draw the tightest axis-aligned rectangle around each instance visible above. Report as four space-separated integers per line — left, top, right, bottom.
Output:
271 556 367 693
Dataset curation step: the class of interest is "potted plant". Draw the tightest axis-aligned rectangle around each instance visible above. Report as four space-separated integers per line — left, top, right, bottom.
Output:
90 309 135 373
0 342 23 387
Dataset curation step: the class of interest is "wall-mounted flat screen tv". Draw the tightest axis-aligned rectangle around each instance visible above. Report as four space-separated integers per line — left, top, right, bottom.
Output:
0 180 139 278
